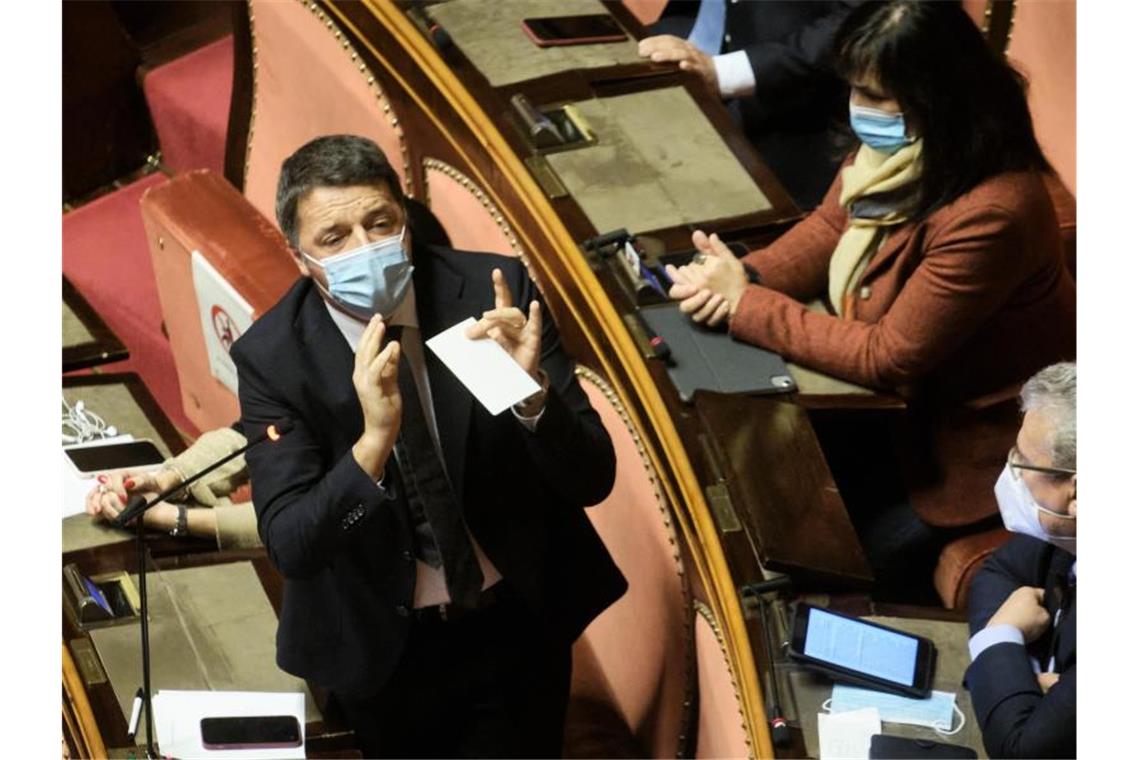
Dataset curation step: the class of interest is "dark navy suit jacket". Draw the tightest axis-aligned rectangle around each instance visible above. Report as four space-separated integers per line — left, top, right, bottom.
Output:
966 534 1076 758
231 243 627 696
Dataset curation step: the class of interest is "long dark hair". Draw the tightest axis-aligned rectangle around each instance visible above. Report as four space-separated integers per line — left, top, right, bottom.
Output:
834 1 1051 219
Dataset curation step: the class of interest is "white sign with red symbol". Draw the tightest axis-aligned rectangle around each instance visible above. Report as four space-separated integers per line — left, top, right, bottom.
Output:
191 251 254 396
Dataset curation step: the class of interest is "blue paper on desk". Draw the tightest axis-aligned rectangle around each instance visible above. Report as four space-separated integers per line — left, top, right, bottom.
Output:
639 305 796 402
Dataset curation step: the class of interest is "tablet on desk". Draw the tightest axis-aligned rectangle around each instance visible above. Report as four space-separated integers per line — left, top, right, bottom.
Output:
639 305 796 402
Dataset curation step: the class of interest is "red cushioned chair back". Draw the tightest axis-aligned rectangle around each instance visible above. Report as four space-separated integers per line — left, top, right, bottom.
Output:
569 369 693 758
242 0 409 224
141 170 298 432
694 602 752 759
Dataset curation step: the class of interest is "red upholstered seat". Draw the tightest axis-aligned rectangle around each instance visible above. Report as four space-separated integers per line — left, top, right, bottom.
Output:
140 170 298 432
934 527 1013 610
567 369 693 758
694 602 752 759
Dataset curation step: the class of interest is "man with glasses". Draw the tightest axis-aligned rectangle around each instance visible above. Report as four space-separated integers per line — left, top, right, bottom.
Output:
965 362 1076 758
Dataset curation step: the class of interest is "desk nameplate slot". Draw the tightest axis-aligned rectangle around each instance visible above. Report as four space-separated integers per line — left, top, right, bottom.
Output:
69 638 108 687
705 483 742 534
523 155 568 199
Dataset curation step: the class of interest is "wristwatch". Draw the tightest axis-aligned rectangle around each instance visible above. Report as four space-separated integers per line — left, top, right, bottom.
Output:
515 368 550 416
169 504 189 537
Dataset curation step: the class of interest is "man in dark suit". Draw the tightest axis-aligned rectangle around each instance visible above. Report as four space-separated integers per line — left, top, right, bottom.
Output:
965 363 1076 758
639 1 862 208
231 135 626 757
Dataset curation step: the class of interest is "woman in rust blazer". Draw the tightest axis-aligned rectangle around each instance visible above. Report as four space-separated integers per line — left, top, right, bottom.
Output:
667 1 1075 584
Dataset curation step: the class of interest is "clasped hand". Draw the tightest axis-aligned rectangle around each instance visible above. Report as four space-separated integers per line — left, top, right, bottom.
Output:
666 230 748 327
84 467 181 531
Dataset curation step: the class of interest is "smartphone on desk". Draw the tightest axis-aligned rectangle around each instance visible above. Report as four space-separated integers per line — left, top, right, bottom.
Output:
787 604 936 698
521 15 627 46
64 439 164 476
200 715 302 750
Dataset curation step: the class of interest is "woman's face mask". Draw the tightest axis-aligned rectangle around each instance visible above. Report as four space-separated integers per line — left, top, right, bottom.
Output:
303 227 413 318
849 101 913 154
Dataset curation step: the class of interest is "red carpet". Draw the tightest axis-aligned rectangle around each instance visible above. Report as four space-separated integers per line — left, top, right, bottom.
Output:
142 35 234 175
63 173 197 437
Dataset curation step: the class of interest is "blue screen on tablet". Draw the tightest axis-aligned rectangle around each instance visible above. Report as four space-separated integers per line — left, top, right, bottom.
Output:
803 608 918 686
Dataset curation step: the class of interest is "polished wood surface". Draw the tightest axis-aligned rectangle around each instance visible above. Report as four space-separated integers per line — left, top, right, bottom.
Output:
63 277 129 373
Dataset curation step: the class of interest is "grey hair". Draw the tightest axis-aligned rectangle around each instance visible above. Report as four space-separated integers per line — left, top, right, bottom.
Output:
1019 362 1076 471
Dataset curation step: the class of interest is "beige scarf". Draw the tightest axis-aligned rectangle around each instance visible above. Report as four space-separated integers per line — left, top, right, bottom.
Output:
828 140 924 317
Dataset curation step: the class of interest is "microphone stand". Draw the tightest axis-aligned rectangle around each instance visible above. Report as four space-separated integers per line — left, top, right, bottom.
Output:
114 420 292 757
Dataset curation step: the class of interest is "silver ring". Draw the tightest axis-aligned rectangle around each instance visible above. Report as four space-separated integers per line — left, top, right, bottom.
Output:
692 253 707 265
98 484 107 495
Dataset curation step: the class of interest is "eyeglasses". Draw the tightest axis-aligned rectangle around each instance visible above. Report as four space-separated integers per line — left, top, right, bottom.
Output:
1008 446 1076 480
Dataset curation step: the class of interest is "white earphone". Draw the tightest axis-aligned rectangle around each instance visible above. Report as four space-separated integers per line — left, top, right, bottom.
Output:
62 398 117 444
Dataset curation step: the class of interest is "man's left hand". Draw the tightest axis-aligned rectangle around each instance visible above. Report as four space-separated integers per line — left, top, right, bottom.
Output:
465 268 543 381
638 35 717 96
666 230 749 327
987 586 1051 644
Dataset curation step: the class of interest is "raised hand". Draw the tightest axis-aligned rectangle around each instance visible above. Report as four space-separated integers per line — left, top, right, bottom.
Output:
352 315 402 478
465 268 543 381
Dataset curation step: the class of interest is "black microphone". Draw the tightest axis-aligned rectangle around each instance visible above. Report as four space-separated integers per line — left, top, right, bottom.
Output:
113 419 292 527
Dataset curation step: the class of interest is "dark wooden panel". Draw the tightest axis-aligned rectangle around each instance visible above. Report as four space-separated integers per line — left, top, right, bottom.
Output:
695 392 873 585
62 0 158 201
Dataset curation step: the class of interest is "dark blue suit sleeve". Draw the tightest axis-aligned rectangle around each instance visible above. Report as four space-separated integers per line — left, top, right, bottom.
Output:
967 535 1045 635
508 266 616 509
966 646 1076 758
742 2 862 99
234 344 394 578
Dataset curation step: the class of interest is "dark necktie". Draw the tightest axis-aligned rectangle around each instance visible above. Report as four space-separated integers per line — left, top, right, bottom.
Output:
387 326 484 608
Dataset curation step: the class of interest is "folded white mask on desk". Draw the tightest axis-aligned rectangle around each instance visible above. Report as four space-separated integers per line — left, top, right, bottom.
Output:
824 684 963 735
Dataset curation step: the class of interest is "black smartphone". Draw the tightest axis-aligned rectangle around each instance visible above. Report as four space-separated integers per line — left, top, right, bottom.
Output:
870 734 978 759
200 715 302 750
64 440 165 475
788 604 936 698
521 15 627 47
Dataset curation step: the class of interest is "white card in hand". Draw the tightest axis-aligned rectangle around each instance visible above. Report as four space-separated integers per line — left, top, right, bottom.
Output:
425 317 541 415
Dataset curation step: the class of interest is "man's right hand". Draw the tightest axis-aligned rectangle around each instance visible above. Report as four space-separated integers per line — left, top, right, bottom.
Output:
637 35 718 97
352 315 402 479
987 586 1052 644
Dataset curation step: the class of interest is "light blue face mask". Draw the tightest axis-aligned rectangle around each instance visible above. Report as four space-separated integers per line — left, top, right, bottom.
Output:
849 102 913 154
824 684 964 735
304 227 412 318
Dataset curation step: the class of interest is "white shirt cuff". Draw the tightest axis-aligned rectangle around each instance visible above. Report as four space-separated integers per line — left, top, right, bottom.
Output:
968 624 1025 661
713 50 756 99
511 404 545 432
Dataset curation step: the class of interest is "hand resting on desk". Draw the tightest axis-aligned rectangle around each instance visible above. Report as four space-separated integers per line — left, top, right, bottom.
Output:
85 467 181 532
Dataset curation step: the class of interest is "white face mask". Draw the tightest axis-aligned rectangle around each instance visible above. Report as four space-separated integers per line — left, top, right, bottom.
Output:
994 463 1076 553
